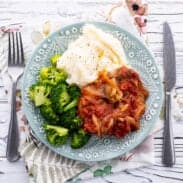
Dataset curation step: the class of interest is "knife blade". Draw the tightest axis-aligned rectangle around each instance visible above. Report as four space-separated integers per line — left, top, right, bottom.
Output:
163 22 176 91
162 22 176 167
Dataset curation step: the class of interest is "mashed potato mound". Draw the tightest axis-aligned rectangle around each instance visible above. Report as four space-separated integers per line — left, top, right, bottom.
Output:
57 24 127 87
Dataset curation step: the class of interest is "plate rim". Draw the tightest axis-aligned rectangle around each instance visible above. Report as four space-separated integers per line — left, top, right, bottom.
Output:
22 21 163 161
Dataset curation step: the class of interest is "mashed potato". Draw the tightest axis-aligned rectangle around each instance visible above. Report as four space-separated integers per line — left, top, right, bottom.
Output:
57 24 127 87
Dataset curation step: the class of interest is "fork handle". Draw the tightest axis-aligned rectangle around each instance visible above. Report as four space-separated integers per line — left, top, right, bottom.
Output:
162 92 175 167
6 81 20 162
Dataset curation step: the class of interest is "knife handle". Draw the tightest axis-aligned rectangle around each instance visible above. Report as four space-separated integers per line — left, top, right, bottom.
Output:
162 92 175 167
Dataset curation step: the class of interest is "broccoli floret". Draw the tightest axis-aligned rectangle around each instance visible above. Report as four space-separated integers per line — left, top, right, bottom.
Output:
43 124 68 146
71 129 91 149
39 67 50 79
39 66 67 86
40 99 59 124
60 108 82 130
68 84 81 99
50 83 70 113
50 54 61 66
63 99 78 112
63 84 81 112
28 83 51 107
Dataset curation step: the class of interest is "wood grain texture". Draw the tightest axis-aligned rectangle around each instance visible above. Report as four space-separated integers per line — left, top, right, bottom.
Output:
0 0 183 182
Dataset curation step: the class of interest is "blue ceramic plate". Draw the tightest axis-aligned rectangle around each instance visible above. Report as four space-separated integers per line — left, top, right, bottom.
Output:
22 22 163 161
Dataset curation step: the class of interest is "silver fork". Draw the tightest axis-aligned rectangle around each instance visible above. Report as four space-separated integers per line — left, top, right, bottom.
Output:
6 32 24 162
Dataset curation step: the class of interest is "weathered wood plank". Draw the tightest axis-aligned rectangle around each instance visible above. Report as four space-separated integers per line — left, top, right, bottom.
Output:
147 32 183 43
128 169 183 183
0 159 29 183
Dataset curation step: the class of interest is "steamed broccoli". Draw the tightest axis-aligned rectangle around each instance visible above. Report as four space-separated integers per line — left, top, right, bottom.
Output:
63 84 81 112
39 66 67 86
63 99 78 112
50 54 61 66
43 124 68 146
39 67 50 79
28 83 51 107
68 84 81 99
50 83 70 113
71 129 91 149
60 108 82 130
40 99 59 124
28 55 90 148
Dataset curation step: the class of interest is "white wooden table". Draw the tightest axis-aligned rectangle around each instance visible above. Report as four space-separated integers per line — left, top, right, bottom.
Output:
1 0 183 182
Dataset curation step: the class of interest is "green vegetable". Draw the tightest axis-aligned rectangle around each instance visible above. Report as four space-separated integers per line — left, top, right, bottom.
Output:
43 124 68 146
39 67 50 79
50 54 61 66
39 66 67 86
28 54 87 148
60 108 82 130
63 84 81 112
68 84 81 99
50 83 70 113
28 83 51 107
71 129 90 149
40 99 59 124
63 99 78 112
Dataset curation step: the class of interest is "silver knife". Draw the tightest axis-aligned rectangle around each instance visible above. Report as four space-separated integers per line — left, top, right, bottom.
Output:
162 22 176 167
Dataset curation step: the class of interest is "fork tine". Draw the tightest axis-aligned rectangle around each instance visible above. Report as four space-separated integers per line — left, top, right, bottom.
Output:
15 32 19 65
8 32 11 66
8 31 24 67
12 32 15 65
19 32 24 65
